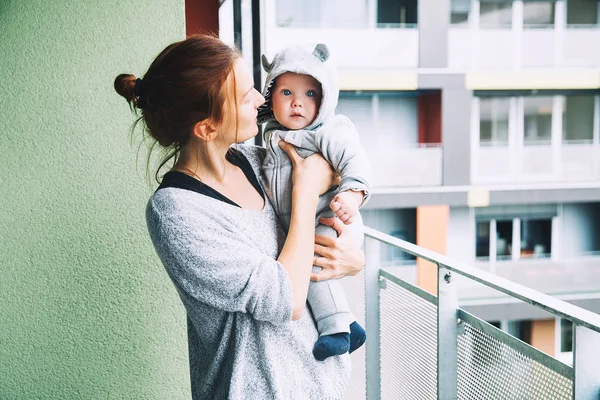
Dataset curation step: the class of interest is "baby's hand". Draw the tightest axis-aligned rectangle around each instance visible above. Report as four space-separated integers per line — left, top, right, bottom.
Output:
330 190 364 225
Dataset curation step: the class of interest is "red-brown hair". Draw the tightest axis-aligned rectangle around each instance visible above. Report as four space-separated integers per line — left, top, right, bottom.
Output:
114 34 240 182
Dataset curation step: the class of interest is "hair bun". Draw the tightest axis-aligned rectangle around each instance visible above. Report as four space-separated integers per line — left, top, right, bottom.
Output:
114 74 137 103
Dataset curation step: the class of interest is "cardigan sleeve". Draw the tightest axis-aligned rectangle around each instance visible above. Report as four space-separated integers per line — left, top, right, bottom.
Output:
313 115 372 205
146 194 294 325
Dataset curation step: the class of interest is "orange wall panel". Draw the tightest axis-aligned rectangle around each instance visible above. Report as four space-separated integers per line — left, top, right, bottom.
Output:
416 205 449 294
530 319 556 357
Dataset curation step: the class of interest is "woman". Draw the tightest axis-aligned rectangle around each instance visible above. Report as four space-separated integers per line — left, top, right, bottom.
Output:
114 35 364 399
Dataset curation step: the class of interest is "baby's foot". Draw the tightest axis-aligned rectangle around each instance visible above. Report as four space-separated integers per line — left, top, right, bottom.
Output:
349 321 366 353
312 332 350 361
329 190 364 225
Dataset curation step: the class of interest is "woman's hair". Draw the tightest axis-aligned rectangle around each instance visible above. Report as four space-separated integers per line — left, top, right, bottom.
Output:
114 34 240 183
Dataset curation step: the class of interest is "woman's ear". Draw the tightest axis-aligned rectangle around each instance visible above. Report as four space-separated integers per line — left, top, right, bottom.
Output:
192 119 218 141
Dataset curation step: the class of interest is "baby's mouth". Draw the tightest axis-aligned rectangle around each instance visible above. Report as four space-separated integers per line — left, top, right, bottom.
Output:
291 113 304 118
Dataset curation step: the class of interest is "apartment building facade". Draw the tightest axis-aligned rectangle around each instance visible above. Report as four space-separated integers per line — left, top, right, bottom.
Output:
253 0 600 369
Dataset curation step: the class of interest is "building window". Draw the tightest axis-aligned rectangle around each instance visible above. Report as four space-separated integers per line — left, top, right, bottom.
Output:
389 230 416 262
508 320 532 344
560 319 573 353
377 0 418 28
475 215 555 261
556 318 574 365
563 95 595 143
451 0 470 25
480 0 513 29
520 219 552 258
480 97 510 146
496 220 513 260
567 0 599 26
523 96 553 145
476 221 491 259
475 219 513 260
523 1 556 28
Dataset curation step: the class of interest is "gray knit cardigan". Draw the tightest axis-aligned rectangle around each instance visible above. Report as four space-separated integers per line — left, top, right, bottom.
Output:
146 145 350 400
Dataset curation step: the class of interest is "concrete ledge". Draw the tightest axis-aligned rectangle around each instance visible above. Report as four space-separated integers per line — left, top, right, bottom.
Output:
466 70 600 90
339 72 418 91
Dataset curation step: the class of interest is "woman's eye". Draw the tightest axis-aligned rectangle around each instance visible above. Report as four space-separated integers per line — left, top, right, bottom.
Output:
282 89 291 96
307 90 316 97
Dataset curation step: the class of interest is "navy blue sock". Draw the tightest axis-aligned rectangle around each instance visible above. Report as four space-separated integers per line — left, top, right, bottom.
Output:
349 321 366 353
312 333 350 361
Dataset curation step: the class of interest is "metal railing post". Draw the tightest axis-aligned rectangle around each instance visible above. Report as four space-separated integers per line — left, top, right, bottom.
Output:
437 266 458 400
573 324 600 399
365 237 381 400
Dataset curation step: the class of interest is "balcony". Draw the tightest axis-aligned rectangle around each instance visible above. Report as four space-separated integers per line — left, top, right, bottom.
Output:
472 142 600 184
262 0 419 71
448 27 600 70
360 227 600 399
370 143 443 188
264 27 419 71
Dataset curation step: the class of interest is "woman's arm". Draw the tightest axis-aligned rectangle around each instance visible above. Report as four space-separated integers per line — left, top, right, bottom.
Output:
311 216 365 282
276 140 336 320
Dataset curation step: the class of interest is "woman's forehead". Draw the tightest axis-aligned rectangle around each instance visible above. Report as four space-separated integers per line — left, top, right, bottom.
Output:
233 59 253 92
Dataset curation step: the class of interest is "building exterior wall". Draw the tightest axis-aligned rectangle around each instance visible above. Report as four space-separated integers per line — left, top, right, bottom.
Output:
418 0 449 67
530 319 556 357
416 205 450 294
0 1 189 399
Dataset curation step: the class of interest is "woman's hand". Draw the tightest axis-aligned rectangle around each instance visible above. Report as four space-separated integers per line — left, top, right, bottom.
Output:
311 217 365 281
279 140 336 197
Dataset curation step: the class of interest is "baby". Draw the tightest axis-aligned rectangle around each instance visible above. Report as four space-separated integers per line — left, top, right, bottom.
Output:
258 43 371 361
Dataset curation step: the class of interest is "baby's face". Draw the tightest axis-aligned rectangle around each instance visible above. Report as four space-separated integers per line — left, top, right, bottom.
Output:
271 72 322 130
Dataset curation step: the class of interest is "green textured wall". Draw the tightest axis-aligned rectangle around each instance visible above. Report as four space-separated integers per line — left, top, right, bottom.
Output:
0 1 191 398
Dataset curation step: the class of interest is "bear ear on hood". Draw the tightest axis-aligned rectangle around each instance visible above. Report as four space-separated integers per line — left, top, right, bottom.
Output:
261 54 273 72
312 44 329 62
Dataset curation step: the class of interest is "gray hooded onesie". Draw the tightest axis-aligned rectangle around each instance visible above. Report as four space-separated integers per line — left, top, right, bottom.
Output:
258 44 371 336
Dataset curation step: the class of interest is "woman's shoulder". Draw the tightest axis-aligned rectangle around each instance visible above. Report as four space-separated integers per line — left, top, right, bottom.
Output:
146 185 218 224
232 144 266 170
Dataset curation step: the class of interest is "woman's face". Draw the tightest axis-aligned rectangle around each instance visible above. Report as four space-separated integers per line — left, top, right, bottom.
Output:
218 58 265 145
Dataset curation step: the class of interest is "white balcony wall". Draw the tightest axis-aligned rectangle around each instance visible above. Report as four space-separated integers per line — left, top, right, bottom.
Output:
448 28 471 69
477 146 511 177
371 145 443 187
264 28 419 70
561 144 600 180
521 30 555 67
474 144 600 183
448 28 600 69
475 30 515 69
563 29 600 67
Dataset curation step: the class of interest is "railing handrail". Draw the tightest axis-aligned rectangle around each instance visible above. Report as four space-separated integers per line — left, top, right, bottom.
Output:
364 226 600 333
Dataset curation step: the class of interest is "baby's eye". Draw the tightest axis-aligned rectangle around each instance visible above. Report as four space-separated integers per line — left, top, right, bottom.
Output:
306 90 317 97
282 89 291 96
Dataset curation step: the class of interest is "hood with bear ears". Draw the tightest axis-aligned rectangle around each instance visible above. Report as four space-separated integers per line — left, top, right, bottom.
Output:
257 43 339 131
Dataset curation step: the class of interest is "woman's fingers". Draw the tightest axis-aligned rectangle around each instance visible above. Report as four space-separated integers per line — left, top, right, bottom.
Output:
319 217 344 237
311 269 334 282
278 140 301 165
314 243 333 258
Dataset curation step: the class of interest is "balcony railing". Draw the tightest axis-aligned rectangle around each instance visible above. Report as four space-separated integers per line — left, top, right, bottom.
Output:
364 227 600 399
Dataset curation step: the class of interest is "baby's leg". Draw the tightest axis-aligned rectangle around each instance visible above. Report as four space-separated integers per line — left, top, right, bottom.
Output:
309 218 366 360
